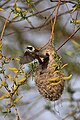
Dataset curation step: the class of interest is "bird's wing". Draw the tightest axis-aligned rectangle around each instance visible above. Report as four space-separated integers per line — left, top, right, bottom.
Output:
20 51 35 64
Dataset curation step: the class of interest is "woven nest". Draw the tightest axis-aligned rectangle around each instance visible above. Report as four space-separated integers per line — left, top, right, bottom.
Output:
35 66 65 101
35 43 65 101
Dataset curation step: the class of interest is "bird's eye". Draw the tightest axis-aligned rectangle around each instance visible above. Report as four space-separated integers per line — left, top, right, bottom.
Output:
26 45 35 52
27 46 33 50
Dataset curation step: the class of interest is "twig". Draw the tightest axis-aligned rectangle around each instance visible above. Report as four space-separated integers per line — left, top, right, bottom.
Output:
0 11 12 42
56 27 80 51
23 1 75 20
50 0 76 4
51 0 61 45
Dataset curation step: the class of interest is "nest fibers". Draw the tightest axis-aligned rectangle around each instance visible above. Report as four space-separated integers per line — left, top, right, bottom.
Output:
35 43 65 101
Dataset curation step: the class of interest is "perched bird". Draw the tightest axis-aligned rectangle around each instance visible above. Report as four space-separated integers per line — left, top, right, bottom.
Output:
20 45 42 64
20 45 49 67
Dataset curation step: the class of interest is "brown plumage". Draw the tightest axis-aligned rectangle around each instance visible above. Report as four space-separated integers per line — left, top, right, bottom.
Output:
35 43 65 101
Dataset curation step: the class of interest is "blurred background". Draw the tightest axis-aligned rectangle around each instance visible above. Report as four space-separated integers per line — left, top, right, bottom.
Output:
0 0 80 120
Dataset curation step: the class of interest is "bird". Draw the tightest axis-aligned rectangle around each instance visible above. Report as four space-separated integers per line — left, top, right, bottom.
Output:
20 45 49 67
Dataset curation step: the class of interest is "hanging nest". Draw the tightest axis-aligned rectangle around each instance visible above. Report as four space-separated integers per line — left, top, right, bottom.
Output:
35 67 65 101
35 43 72 101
